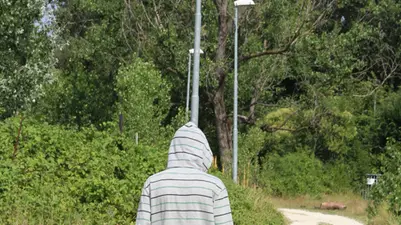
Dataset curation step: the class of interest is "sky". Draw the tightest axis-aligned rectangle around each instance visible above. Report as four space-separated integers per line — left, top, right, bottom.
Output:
34 1 57 31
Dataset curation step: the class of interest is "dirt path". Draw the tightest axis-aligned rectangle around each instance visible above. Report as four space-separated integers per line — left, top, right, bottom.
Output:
278 208 365 225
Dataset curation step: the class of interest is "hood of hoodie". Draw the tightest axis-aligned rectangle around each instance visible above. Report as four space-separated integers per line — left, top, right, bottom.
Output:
167 122 213 172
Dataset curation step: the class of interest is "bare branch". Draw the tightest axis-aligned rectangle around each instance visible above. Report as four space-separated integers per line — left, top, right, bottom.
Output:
354 53 400 97
165 67 185 80
240 33 299 61
152 0 163 29
238 115 253 124
251 102 277 107
239 61 279 123
241 1 329 62
139 0 158 30
260 110 299 132
261 126 297 132
12 115 24 160
121 5 134 53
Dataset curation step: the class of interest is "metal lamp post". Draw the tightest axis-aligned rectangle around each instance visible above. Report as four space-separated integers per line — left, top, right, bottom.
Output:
191 0 203 126
186 49 204 121
233 0 255 183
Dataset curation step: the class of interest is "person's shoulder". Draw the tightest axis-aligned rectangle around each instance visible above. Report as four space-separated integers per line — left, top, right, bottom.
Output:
146 169 181 182
203 173 227 190
147 170 166 181
146 169 227 190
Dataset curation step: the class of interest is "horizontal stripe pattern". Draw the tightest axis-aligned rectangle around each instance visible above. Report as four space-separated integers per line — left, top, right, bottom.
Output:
153 185 217 194
151 201 213 208
152 209 214 216
136 122 233 225
168 137 212 169
152 217 214 224
214 188 232 225
167 122 213 172
136 180 151 225
151 171 223 184
136 168 233 225
149 178 223 190
151 193 213 200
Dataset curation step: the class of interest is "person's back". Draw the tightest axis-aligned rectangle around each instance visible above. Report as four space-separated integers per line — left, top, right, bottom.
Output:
136 122 233 225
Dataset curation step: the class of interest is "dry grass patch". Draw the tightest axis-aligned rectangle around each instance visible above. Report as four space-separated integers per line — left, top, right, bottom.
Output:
368 204 399 225
270 193 400 225
269 193 367 224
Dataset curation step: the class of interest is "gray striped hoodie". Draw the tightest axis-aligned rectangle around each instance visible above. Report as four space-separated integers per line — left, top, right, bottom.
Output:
136 122 233 225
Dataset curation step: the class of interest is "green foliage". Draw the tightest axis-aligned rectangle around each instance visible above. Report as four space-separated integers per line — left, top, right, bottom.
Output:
233 0 401 198
37 0 135 127
3 0 401 220
213 172 285 225
116 57 171 145
0 0 56 118
238 102 370 195
319 103 358 155
260 152 326 196
369 91 401 220
0 117 166 224
323 162 354 193
370 138 401 221
0 117 284 224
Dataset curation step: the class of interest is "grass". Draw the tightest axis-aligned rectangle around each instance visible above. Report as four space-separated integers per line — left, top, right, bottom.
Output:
268 192 397 225
269 193 367 222
368 204 400 225
216 171 286 225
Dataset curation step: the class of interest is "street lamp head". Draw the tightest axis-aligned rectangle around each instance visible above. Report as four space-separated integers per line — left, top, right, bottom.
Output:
234 0 255 6
189 48 204 54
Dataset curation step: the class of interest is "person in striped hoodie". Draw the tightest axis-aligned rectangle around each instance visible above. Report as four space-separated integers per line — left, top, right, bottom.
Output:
136 122 233 225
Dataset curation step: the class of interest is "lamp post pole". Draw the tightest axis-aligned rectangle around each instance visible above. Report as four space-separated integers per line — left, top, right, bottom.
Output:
186 51 192 121
233 5 239 183
233 0 255 183
191 0 202 126
186 49 204 121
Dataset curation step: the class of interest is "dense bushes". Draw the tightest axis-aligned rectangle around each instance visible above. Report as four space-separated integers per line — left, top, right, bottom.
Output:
0 117 166 224
369 138 401 223
259 153 356 197
0 117 285 224
214 172 285 225
260 152 326 196
236 100 379 197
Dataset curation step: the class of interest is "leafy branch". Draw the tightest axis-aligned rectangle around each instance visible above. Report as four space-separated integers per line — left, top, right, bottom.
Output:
241 0 331 62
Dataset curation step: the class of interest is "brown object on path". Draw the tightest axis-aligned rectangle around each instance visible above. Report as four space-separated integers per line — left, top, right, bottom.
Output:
320 202 347 210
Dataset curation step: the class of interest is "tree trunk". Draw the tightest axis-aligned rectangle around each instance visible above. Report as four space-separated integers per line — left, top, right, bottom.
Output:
213 84 232 172
212 0 231 172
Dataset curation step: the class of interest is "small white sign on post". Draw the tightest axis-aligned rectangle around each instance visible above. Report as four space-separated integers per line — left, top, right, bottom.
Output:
366 174 381 186
367 178 375 186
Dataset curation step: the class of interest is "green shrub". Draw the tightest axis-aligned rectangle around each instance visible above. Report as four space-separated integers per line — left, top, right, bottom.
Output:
369 138 401 222
260 151 326 196
213 172 285 225
323 162 354 193
0 117 284 224
0 117 166 224
115 57 172 146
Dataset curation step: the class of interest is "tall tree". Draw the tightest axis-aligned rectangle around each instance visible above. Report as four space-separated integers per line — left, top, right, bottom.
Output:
124 0 330 170
42 0 136 127
0 0 56 118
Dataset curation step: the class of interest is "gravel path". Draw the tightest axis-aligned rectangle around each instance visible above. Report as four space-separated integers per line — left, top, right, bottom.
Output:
278 208 365 225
